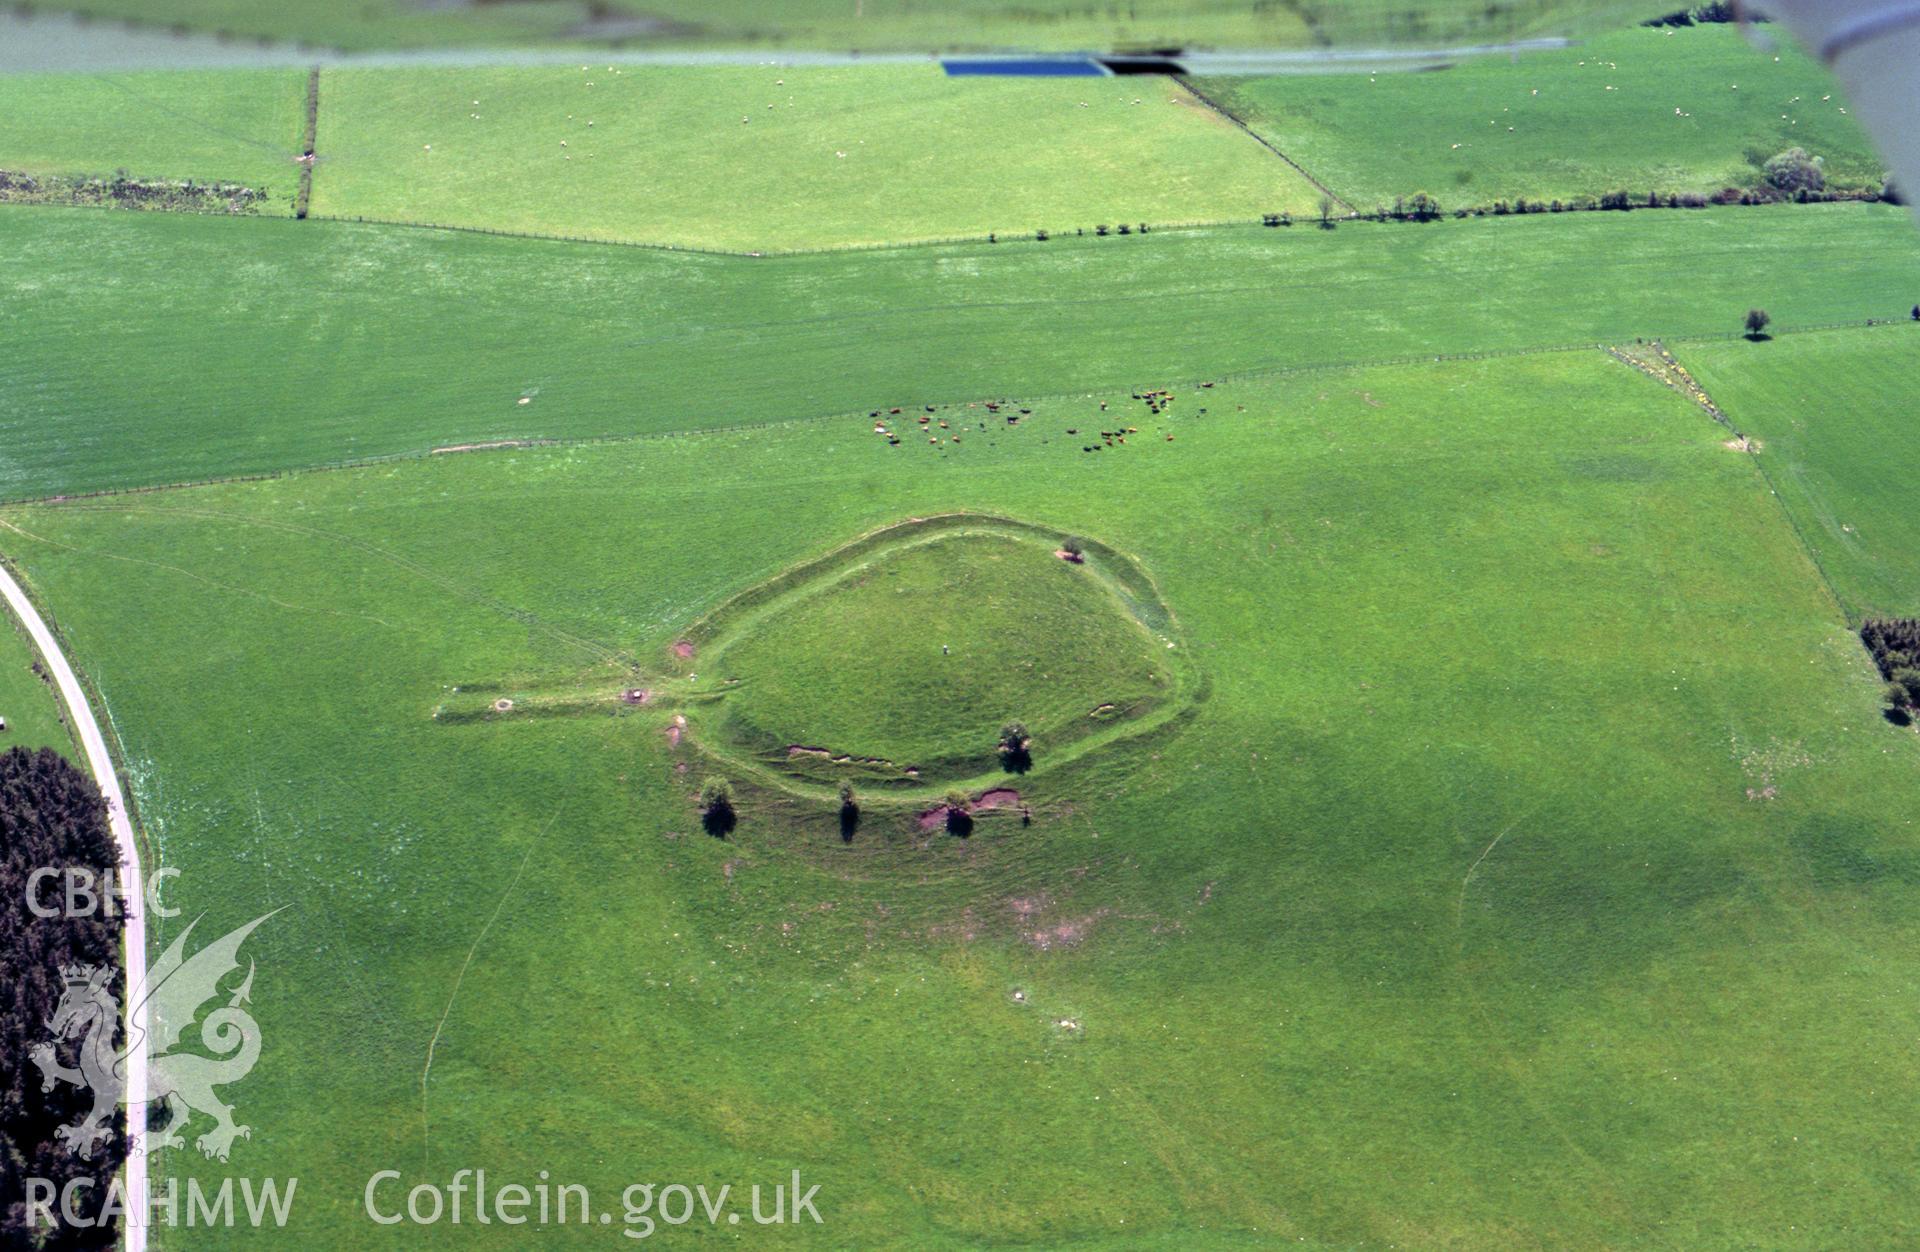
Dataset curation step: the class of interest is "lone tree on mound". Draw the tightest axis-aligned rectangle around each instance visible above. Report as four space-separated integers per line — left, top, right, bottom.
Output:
943 789 974 836
1744 308 1772 339
1060 537 1085 562
700 776 736 837
998 720 1033 773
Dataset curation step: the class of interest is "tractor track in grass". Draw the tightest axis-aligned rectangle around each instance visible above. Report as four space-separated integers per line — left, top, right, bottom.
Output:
1452 804 1637 1231
0 557 149 1252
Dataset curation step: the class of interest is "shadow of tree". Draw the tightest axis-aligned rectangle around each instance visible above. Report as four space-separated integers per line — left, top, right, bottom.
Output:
703 802 736 838
839 802 860 842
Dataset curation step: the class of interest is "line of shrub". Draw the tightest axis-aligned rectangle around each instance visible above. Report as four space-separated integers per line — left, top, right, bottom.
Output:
1242 177 1903 233
1643 2 1751 26
0 169 269 214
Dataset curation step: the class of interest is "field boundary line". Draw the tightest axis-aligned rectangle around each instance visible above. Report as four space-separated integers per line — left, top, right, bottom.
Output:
1652 341 1859 623
296 210 1292 258
295 67 319 220
4 193 1900 259
1174 77 1355 213
1745 447 1854 622
1602 341 1742 434
1 320 1904 512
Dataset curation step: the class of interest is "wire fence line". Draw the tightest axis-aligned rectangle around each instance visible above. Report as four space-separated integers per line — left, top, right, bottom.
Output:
294 67 319 220
294 212 1285 258
1175 77 1356 214
2 191 1904 259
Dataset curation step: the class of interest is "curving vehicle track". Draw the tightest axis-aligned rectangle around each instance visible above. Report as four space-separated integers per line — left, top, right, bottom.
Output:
0 560 147 1252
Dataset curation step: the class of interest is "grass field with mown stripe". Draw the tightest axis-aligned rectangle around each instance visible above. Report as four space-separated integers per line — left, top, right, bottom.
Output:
1673 325 1920 620
1197 27 1884 211
3 347 1917 1246
4 201 1920 502
0 70 307 211
311 65 1322 250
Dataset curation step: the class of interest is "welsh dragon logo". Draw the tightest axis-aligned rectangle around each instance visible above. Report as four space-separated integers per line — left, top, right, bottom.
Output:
31 912 277 1162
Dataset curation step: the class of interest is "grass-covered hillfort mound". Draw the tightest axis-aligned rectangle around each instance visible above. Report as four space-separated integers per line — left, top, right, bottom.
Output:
676 514 1201 795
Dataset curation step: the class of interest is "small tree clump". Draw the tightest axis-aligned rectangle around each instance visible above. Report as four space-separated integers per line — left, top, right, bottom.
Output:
1893 668 1920 706
1061 536 1085 561
1763 147 1825 196
700 776 736 836
1744 308 1772 339
999 720 1033 774
1860 620 1920 723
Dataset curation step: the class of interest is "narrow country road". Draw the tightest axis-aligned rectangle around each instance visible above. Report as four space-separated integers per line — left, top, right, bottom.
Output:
0 560 148 1252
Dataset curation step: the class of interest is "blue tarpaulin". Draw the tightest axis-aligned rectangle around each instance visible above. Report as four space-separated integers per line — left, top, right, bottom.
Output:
941 57 1106 76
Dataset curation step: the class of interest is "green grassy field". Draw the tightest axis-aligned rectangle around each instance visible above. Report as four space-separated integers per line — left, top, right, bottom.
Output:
11 21 1920 1247
4 345 1917 1246
0 594 70 759
309 65 1321 249
24 0 1669 53
1674 325 1920 621
0 69 307 211
1198 26 1885 210
5 201 1920 502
